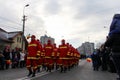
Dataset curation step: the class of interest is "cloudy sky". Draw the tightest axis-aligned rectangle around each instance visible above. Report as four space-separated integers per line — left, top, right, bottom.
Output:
0 0 120 48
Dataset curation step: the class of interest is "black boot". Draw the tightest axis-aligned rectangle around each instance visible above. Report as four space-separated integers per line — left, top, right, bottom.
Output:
68 66 70 71
60 66 63 73
49 66 51 72
46 67 49 72
32 70 36 77
56 65 59 70
64 67 67 73
27 69 32 77
37 67 40 72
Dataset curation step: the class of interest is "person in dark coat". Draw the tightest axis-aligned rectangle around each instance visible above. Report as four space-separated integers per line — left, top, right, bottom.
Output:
11 49 16 68
108 14 120 37
105 14 120 80
91 49 101 71
0 51 5 70
100 46 109 71
3 48 11 69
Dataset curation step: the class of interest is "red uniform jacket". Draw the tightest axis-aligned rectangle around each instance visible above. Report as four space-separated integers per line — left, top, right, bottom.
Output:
27 40 42 59
44 44 53 58
58 44 69 59
52 46 58 58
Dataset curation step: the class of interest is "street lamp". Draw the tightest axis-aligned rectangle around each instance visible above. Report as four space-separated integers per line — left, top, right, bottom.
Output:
23 4 29 16
22 4 29 50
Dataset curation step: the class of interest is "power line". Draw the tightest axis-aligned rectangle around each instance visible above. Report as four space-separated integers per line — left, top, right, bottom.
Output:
0 16 22 26
0 24 22 31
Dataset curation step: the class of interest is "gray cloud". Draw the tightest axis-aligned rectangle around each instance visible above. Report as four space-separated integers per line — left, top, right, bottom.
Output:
44 0 61 15
71 0 120 20
0 0 120 48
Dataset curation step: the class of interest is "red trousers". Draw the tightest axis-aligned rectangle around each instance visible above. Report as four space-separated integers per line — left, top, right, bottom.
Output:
44 58 53 66
58 59 68 66
26 59 38 70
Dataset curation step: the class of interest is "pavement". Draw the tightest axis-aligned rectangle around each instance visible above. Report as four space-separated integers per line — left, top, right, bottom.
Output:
0 59 118 80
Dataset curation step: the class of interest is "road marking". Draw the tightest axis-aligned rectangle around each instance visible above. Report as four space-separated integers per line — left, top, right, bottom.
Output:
15 70 55 80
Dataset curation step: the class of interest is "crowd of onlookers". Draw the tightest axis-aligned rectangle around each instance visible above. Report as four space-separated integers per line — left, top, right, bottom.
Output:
91 14 120 80
91 45 116 73
0 46 27 70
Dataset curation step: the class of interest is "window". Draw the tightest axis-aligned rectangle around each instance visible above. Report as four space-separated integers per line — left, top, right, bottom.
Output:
17 37 19 42
19 37 21 43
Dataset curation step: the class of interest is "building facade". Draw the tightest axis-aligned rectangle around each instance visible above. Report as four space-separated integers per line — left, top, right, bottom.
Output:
0 28 27 51
77 42 94 56
40 34 55 46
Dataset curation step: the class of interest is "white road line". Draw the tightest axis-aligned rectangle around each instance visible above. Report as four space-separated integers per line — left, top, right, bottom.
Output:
15 70 56 80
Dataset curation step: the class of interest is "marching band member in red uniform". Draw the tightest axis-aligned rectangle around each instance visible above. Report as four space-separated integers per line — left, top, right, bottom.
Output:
52 43 59 70
26 35 42 77
41 44 46 70
67 44 72 70
58 39 69 72
44 40 54 72
36 39 43 72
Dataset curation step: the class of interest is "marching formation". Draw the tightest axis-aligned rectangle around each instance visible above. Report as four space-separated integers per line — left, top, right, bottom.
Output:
26 35 80 77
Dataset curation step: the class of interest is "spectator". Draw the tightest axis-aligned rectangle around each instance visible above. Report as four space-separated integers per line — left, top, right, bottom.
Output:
100 46 108 71
0 51 5 70
3 47 11 69
91 49 101 71
20 50 25 68
11 49 16 68
105 14 120 80
15 48 20 68
13 54 19 68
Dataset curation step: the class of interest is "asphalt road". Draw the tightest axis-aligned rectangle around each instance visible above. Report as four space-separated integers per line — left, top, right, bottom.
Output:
0 59 117 80
33 60 117 80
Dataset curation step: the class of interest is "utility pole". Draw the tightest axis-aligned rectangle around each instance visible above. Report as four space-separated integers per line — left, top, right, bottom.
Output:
21 4 29 50
21 15 26 50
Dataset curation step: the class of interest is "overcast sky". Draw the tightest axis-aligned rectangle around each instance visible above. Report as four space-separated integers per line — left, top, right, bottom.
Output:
0 0 120 48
